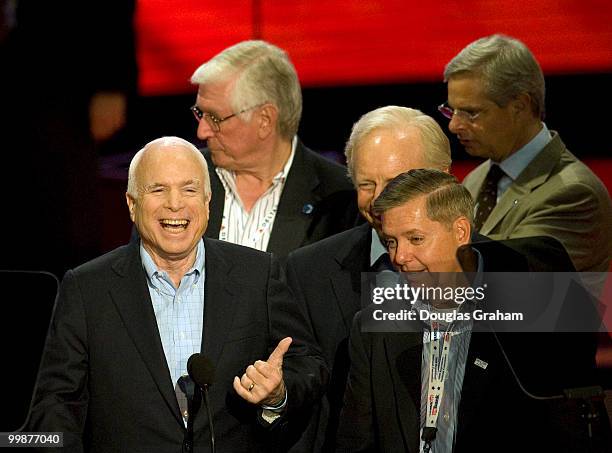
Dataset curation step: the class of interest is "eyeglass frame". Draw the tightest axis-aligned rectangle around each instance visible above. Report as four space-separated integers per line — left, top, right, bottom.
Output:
190 103 264 132
437 103 482 123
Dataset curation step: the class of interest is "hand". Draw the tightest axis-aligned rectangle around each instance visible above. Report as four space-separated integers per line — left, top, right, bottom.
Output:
233 337 292 406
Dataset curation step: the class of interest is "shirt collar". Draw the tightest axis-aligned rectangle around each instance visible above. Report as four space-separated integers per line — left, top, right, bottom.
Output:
496 122 552 180
140 239 205 284
370 228 388 266
216 135 297 188
277 135 298 183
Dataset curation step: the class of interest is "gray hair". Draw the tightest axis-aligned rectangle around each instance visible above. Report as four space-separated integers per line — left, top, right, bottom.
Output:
444 34 545 119
190 40 302 140
344 106 451 181
127 136 211 199
373 168 473 228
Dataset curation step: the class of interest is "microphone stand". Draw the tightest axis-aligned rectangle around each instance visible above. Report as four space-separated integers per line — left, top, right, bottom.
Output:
186 386 201 453
198 383 215 453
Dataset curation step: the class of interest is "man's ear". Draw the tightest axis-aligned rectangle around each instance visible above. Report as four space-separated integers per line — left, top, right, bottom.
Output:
203 191 211 217
453 216 471 245
126 193 136 222
258 103 277 139
512 93 531 116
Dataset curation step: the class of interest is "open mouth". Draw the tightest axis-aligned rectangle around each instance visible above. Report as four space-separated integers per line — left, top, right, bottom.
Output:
159 219 190 231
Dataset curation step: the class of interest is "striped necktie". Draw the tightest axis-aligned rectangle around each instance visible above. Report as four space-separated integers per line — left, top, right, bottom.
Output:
474 164 505 231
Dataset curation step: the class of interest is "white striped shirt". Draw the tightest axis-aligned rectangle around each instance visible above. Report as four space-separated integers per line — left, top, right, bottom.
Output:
216 137 297 251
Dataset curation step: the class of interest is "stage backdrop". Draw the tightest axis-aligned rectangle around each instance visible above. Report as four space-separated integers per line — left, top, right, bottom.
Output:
135 0 612 96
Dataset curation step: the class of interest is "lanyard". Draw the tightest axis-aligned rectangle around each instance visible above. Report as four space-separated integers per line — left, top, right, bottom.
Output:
423 323 453 452
219 193 279 247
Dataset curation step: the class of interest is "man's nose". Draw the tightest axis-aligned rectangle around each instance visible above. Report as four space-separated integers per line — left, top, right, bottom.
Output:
165 190 184 211
448 113 464 135
393 243 414 268
196 118 215 141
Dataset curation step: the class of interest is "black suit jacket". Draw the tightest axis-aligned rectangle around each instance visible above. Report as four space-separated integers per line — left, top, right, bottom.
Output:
337 237 599 453
27 239 327 452
204 141 358 258
285 223 371 452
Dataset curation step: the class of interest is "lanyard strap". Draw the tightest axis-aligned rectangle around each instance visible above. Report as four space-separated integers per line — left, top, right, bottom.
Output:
423 324 453 452
219 193 279 248
426 328 452 428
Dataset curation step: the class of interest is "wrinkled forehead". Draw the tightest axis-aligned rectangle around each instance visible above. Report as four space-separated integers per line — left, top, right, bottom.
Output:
138 144 207 183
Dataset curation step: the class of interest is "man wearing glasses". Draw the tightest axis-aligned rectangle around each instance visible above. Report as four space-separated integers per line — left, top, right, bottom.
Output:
189 40 357 257
439 34 612 274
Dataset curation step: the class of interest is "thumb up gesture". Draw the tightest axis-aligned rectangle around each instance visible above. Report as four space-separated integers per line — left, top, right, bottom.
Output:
233 337 292 406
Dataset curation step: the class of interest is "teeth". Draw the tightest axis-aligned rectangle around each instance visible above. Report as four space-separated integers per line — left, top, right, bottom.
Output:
160 219 189 226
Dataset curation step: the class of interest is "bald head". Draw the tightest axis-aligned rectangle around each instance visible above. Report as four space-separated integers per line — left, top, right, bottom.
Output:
127 136 211 201
126 136 212 268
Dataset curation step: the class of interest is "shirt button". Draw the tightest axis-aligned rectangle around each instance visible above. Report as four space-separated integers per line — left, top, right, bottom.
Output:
443 413 450 421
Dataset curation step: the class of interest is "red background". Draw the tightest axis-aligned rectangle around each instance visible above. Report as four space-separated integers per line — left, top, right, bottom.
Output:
136 0 612 96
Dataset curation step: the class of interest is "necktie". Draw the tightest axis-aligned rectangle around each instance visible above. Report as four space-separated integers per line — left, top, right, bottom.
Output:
473 164 505 231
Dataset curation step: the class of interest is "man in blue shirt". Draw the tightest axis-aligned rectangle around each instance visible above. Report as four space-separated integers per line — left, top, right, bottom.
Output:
28 136 327 452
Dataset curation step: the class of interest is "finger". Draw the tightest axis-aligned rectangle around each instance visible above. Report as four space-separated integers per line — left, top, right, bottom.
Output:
245 364 266 384
233 376 255 402
267 337 292 368
240 372 255 391
254 360 279 379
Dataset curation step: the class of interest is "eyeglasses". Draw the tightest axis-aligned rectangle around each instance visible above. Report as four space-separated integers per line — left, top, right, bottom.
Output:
190 104 263 132
437 103 482 123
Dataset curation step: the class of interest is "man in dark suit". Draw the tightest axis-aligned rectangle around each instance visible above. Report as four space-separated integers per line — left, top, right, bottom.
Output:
285 106 452 451
439 34 612 273
189 40 357 258
337 169 601 453
27 137 327 452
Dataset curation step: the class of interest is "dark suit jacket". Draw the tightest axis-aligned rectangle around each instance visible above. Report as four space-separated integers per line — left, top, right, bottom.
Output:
337 237 599 453
285 223 371 452
204 141 358 258
27 239 327 453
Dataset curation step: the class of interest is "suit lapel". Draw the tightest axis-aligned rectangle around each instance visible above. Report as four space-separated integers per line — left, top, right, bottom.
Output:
330 223 371 332
456 329 498 444
108 243 183 426
267 142 320 255
201 239 238 366
204 152 224 240
384 332 423 451
478 134 564 235
462 161 488 199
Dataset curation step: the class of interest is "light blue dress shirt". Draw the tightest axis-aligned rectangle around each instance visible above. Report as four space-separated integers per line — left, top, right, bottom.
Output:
140 239 206 388
370 228 388 266
492 122 552 202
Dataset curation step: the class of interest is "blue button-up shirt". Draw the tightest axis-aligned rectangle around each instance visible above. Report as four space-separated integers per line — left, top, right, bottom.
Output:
140 240 206 388
493 122 552 201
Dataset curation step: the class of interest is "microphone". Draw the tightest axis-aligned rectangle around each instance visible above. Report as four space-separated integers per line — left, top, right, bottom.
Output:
187 353 216 453
177 374 201 453
491 331 608 448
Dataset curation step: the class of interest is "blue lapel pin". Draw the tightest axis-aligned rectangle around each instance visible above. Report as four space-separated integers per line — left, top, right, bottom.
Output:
302 203 314 215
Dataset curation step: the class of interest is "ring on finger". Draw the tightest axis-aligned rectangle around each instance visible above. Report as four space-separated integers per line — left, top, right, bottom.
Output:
248 382 255 391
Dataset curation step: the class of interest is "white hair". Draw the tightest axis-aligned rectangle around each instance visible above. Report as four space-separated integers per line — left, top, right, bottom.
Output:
190 40 302 140
344 106 451 181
